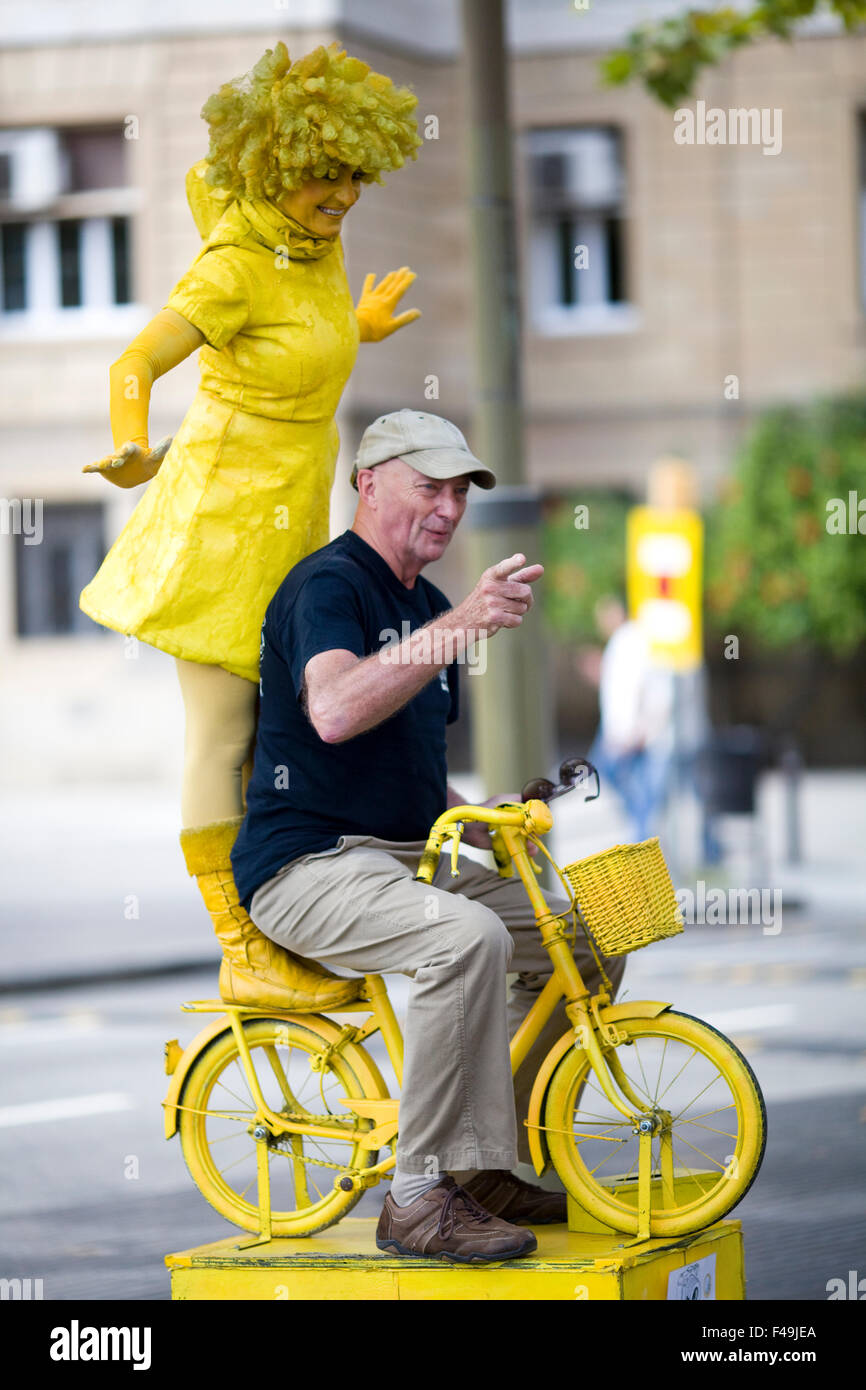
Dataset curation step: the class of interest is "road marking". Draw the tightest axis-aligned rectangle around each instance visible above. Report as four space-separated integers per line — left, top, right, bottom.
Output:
0 1092 134 1128
703 1003 794 1033
0 1016 102 1045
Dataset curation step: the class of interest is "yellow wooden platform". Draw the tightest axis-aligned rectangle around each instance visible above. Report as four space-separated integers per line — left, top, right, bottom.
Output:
166 1216 744 1301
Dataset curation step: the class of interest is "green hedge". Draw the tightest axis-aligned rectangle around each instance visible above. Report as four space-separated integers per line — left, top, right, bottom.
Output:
540 492 633 644
705 394 866 657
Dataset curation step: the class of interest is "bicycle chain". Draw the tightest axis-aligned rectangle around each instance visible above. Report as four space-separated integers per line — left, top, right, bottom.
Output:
270 1114 390 1174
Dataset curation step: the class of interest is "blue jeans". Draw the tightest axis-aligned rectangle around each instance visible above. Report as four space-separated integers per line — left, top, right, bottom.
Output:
589 738 671 843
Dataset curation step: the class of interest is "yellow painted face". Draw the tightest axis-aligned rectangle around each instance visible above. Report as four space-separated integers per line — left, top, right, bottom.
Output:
276 164 363 237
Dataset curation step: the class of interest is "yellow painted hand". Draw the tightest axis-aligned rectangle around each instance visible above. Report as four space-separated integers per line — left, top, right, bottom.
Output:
355 267 421 342
82 436 173 490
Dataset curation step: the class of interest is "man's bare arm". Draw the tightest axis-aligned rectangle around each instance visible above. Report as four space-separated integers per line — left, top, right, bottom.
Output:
304 553 543 744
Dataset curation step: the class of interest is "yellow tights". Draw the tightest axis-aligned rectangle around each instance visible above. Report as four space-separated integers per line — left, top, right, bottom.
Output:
175 657 259 827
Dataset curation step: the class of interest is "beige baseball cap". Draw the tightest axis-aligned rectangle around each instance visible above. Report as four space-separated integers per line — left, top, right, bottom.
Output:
350 409 496 490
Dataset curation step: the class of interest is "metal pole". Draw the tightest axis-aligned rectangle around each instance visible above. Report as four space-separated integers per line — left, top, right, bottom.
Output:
459 0 552 794
781 742 802 864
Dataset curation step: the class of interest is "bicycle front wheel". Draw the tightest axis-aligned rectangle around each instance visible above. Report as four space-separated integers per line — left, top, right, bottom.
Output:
178 1018 384 1237
544 1010 766 1238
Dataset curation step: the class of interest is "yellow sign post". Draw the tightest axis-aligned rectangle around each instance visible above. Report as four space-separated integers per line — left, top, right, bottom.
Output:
627 505 704 671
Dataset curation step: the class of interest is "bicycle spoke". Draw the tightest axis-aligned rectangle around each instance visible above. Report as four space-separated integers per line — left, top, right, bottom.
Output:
613 1149 641 1188
676 1102 736 1124
670 1131 728 1171
585 1141 632 1179
669 1074 729 1123
572 1114 629 1146
572 1103 632 1123
651 1046 700 1104
238 1172 259 1201
212 1075 255 1111
217 1148 257 1178
632 1039 654 1102
677 1118 737 1141
668 1140 705 1190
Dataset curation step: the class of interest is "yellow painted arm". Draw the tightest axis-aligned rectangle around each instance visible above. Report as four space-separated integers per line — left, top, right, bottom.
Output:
82 308 204 488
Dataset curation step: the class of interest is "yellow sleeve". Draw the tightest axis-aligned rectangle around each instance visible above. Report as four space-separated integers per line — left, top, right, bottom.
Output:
165 247 251 351
109 308 204 451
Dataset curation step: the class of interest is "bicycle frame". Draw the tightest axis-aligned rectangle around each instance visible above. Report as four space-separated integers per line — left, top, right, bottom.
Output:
172 797 658 1200
168 779 765 1247
419 802 657 1127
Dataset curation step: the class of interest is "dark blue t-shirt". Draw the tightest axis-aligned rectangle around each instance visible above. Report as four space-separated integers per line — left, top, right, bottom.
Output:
231 529 459 909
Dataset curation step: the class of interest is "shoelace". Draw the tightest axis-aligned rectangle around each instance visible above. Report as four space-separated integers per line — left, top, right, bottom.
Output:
437 1182 493 1239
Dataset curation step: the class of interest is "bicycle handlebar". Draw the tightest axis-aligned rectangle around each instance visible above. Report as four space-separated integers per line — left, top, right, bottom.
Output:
414 800 552 884
414 757 600 884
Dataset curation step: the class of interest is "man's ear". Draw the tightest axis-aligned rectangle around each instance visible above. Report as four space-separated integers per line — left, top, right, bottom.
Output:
356 467 377 506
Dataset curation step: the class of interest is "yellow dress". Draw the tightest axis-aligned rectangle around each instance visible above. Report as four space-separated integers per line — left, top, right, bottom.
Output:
79 162 360 683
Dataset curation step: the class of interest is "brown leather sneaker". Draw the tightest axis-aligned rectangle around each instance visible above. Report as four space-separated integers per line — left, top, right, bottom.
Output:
376 1177 538 1263
460 1169 568 1225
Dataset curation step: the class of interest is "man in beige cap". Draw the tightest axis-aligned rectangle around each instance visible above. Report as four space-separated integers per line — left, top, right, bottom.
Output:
232 409 625 1262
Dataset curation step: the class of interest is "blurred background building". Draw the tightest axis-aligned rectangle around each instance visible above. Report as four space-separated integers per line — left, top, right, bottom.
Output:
1 0 865 794
2 4 864 1305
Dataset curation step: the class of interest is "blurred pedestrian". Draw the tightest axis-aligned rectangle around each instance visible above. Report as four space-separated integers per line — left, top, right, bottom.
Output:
586 595 674 842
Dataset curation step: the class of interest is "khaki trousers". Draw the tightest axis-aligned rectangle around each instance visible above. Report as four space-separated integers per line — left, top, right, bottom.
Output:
250 835 626 1174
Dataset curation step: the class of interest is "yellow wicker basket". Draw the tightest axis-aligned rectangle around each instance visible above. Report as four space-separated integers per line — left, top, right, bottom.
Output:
561 837 684 957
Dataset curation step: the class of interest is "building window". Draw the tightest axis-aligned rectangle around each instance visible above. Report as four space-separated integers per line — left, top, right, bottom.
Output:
525 126 636 335
14 502 107 637
0 125 136 327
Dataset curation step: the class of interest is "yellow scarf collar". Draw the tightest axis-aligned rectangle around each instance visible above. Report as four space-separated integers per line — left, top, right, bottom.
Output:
238 196 336 261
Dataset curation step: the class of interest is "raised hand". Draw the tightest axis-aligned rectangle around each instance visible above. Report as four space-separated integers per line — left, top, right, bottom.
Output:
82 437 173 489
454 553 544 638
355 267 421 342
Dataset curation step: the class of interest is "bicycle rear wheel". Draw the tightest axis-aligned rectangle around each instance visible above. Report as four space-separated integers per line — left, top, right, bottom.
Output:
544 1010 766 1238
178 1018 384 1237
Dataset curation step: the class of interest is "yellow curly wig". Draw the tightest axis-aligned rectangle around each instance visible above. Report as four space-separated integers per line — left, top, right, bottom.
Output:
200 41 422 200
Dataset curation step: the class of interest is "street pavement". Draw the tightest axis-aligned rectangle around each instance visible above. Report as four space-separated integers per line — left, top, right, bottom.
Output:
1 777 864 1301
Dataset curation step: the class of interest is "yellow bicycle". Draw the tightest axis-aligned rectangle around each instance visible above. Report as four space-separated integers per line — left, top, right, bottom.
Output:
163 758 766 1243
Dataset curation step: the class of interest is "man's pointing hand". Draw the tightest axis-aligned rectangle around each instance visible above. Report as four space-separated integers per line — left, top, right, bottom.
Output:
454 553 544 637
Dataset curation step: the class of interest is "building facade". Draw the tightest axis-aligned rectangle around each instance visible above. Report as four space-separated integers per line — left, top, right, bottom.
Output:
1 0 864 783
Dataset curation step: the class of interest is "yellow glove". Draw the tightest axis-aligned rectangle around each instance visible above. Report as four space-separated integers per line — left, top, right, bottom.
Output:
355 267 421 342
83 437 174 489
83 307 203 488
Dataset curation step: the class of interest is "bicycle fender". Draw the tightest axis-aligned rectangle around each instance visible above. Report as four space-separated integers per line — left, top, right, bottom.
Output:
525 1002 673 1176
162 1012 390 1140
527 1030 575 1176
164 1016 234 1139
600 1001 672 1025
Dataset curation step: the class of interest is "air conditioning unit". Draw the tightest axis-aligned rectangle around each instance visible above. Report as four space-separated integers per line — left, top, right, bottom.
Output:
0 128 65 212
528 129 622 211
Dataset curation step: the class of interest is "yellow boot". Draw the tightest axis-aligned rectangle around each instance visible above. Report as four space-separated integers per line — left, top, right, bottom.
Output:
180 818 360 1011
